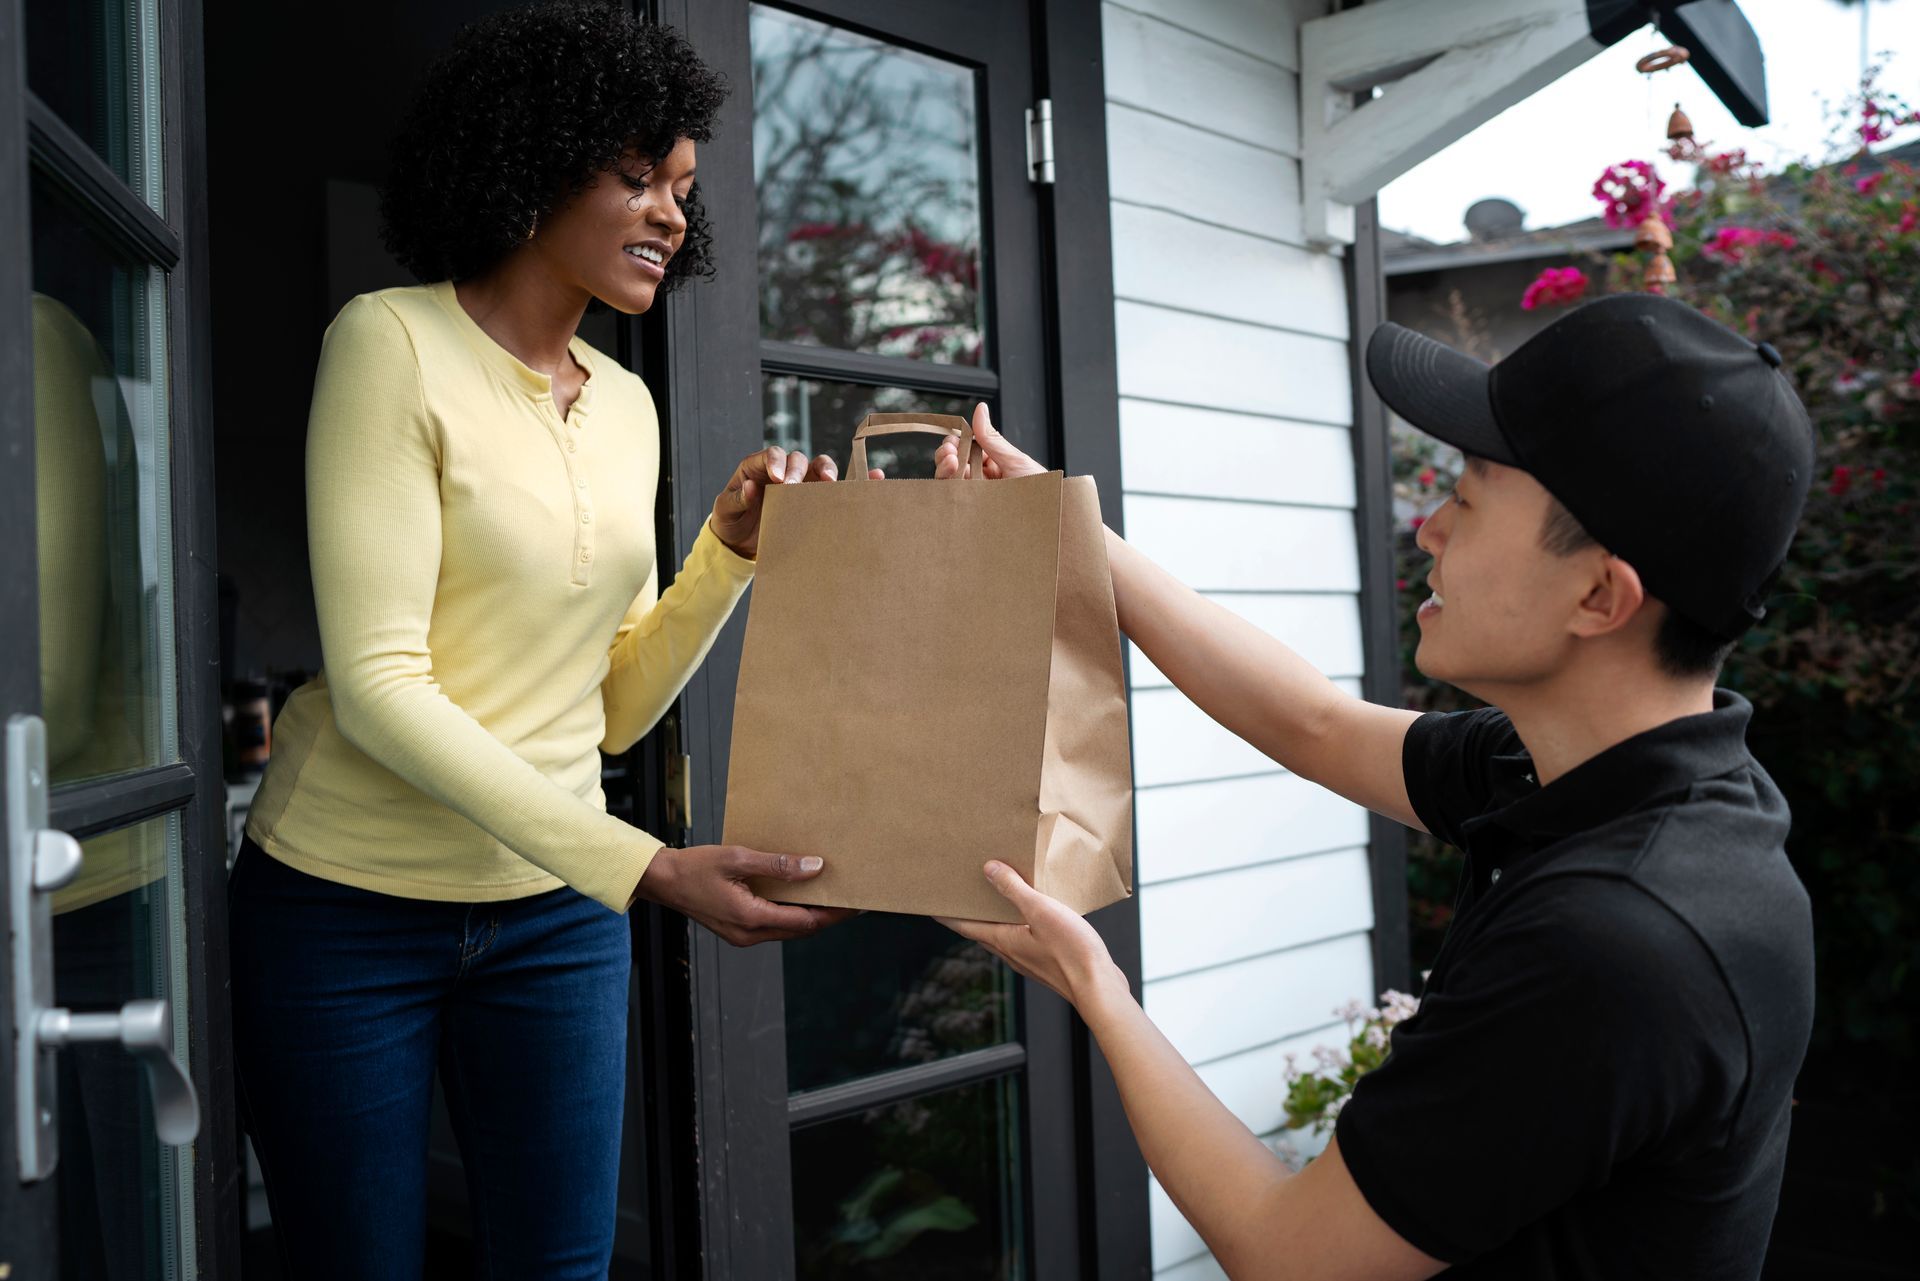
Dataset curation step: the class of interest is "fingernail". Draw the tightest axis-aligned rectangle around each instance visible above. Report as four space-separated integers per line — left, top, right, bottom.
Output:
800 856 824 873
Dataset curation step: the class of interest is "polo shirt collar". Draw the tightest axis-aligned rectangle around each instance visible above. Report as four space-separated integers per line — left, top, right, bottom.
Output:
1472 689 1754 849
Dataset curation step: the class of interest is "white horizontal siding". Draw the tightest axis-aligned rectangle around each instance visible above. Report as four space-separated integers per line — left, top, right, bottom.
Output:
1129 593 1364 687
1112 204 1347 337
1140 844 1374 980
1143 930 1375 1071
1107 104 1305 245
1136 772 1370 884
1107 0 1302 72
1122 495 1359 592
1144 930 1377 1268
1119 401 1355 504
1116 301 1351 422
1101 6 1375 1275
1102 3 1300 154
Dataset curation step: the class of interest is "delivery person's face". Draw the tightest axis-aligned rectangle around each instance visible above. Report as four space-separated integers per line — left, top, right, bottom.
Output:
535 137 695 316
1411 458 1603 695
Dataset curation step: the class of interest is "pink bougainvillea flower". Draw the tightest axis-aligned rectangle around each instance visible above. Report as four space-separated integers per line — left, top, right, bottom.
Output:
1829 465 1854 497
1909 368 1920 388
1856 172 1888 196
1898 207 1918 235
1418 467 1436 487
1520 265 1589 310
1702 226 1797 262
1410 514 1427 531
1592 160 1665 230
1873 468 1888 490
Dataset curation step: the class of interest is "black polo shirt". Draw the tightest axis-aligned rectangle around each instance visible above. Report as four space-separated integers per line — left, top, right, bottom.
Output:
1335 691 1813 1279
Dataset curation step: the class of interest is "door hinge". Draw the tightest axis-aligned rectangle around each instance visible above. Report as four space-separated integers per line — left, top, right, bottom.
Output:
665 751 692 831
1025 98 1055 185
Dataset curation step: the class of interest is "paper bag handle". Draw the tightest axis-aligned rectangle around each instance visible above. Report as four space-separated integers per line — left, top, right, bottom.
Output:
844 412 984 481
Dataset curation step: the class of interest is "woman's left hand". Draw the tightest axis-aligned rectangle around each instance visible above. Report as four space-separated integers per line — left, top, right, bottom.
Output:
711 445 860 559
938 862 1129 1009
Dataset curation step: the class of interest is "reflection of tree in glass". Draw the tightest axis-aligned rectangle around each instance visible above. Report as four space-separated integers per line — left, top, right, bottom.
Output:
889 939 1008 1065
797 1081 1021 1281
752 9 985 365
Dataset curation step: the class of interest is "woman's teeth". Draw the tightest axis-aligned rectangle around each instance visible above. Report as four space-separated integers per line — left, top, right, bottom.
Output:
626 245 665 265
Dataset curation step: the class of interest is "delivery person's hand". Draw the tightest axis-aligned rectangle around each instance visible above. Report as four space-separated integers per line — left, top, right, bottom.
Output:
937 862 1127 1010
931 403 1048 481
710 445 853 560
634 844 858 945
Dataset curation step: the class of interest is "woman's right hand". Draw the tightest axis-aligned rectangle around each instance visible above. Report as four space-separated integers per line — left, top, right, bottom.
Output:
933 403 1047 481
634 845 856 945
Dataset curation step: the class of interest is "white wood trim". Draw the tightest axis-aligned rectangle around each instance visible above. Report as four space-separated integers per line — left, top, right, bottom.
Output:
1299 0 1606 244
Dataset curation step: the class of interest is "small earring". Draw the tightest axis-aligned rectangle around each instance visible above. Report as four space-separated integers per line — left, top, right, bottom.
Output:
525 214 539 242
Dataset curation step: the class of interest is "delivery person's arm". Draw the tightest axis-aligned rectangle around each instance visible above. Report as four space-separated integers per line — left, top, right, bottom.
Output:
939 864 1445 1281
935 407 1425 832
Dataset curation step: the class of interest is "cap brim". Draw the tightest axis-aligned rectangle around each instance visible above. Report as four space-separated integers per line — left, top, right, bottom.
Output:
1365 323 1518 466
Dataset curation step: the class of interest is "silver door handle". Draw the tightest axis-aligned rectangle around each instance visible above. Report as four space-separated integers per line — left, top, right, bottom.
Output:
39 1001 200 1146
8 715 202 1183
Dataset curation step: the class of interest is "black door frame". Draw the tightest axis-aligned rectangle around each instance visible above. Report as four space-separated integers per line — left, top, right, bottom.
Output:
0 0 238 1272
646 0 1148 1275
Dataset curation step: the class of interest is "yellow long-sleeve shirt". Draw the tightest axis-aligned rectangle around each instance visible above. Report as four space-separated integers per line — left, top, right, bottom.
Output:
246 281 753 912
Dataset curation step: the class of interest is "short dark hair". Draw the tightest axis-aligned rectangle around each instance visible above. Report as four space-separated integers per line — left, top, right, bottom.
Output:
380 1 726 290
1538 496 1736 678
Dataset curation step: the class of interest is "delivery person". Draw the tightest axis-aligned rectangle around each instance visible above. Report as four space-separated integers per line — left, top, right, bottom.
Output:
937 293 1816 1279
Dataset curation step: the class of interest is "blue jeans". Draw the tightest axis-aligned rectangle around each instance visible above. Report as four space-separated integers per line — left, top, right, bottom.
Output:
229 839 631 1280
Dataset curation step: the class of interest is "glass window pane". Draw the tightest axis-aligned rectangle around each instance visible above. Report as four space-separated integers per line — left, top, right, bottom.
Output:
764 375 977 479
26 0 165 211
792 1076 1024 1280
785 913 1014 1093
32 177 178 784
751 5 986 365
53 812 195 1279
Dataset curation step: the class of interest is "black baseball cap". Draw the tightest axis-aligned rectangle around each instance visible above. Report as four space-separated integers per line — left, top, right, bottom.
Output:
1366 294 1814 640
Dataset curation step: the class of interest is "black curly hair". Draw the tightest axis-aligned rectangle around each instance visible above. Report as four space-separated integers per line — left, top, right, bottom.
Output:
380 1 727 291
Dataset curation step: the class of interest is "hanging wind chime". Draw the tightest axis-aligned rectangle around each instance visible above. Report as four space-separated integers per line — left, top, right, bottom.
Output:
1634 44 1692 294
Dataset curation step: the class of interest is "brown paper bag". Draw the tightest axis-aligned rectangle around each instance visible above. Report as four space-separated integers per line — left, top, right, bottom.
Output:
723 413 1133 923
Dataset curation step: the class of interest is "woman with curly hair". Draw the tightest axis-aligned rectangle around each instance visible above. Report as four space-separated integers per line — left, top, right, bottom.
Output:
228 4 852 1273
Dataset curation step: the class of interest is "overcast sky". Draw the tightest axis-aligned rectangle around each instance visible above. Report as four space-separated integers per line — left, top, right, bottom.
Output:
1377 0 1920 244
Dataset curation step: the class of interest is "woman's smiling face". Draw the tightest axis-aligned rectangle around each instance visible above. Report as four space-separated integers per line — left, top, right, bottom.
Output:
532 137 696 315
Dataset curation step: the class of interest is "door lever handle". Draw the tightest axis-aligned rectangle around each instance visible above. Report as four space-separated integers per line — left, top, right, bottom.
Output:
39 1001 201 1145
9 715 202 1181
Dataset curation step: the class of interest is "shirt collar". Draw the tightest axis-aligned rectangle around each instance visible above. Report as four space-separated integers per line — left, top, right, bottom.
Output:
1469 689 1756 849
432 279 596 415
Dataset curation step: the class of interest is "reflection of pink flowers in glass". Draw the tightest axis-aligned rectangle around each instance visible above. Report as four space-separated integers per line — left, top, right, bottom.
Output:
1702 226 1797 262
787 221 856 242
1592 160 1666 229
1856 173 1888 196
1520 266 1588 311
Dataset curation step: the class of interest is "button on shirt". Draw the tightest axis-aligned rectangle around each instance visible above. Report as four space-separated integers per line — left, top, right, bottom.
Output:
1335 692 1814 1280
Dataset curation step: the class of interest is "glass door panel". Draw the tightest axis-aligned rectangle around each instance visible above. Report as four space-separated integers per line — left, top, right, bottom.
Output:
791 1076 1023 1281
32 175 178 790
24 0 165 213
752 5 986 365
53 814 195 1279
